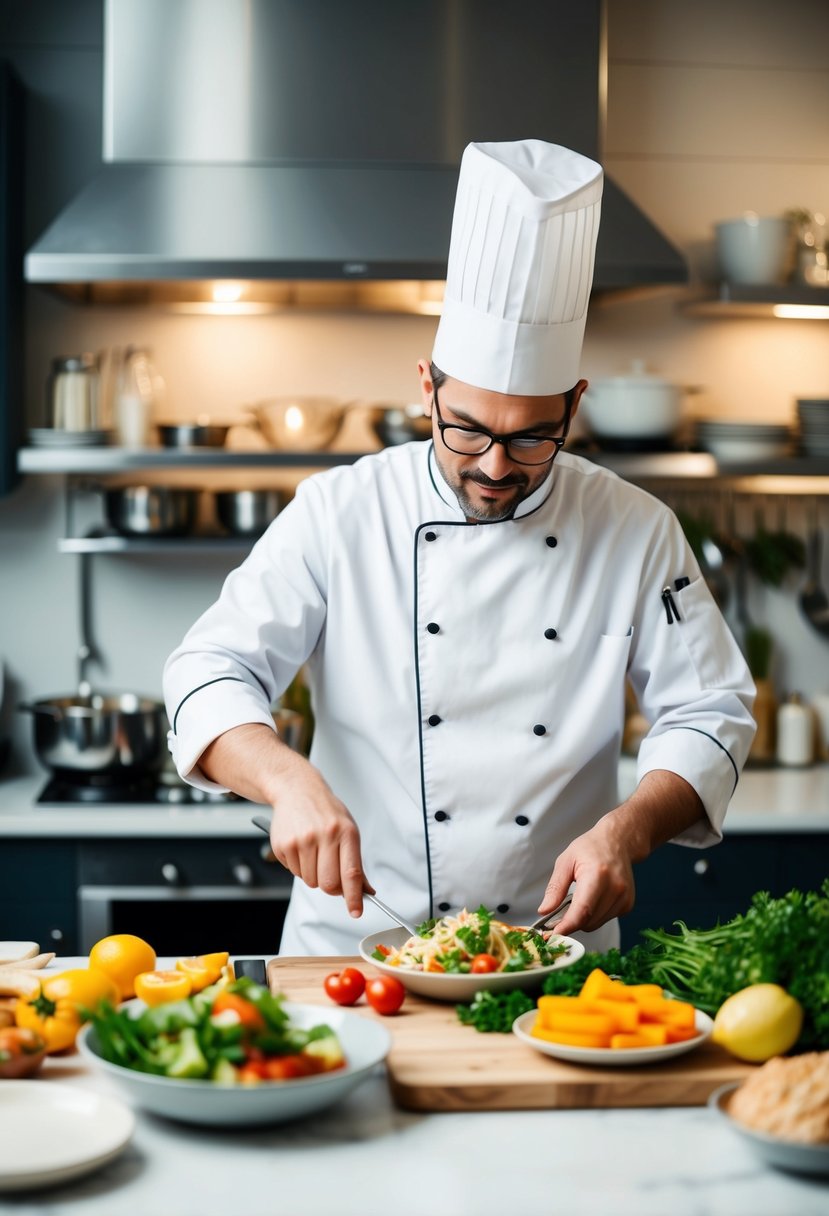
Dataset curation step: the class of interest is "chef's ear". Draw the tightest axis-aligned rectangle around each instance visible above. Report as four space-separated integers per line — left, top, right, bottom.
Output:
567 379 589 424
417 357 434 415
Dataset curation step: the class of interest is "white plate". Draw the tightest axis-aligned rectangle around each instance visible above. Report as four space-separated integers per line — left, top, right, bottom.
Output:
512 1007 713 1066
0 1082 134 1193
709 1082 829 1177
358 926 585 1002
77 1000 390 1127
27 428 112 447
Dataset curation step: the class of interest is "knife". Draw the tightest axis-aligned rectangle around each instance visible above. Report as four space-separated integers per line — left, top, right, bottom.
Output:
250 815 419 937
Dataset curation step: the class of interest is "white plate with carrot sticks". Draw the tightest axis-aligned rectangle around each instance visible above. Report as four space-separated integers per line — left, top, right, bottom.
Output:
511 969 714 1066
513 1006 713 1066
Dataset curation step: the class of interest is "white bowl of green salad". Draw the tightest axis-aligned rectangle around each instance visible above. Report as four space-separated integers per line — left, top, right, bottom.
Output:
77 978 390 1127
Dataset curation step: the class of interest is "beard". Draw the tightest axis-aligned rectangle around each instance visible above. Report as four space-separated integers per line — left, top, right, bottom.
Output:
454 469 531 521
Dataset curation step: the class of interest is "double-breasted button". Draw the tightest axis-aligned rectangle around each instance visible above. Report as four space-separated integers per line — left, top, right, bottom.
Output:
425 531 437 541
438 901 451 912
426 622 440 634
533 724 547 736
496 903 510 914
545 536 558 548
434 810 449 822
428 714 442 727
544 628 557 640
515 814 530 826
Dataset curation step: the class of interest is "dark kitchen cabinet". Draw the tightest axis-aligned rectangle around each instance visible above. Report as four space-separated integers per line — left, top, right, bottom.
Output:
620 833 829 949
0 834 292 957
0 840 79 951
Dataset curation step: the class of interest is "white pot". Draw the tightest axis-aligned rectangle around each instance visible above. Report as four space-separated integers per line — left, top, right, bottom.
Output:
582 362 685 441
715 214 793 286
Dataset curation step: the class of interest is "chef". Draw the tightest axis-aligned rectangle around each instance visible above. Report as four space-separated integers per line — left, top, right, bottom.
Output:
164 140 756 955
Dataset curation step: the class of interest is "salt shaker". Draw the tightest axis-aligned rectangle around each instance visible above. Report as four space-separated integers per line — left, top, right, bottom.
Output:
776 693 814 767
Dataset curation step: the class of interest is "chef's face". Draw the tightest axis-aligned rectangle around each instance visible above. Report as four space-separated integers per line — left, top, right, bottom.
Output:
418 360 587 522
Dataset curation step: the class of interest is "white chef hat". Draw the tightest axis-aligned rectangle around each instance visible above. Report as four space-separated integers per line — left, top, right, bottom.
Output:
432 140 603 396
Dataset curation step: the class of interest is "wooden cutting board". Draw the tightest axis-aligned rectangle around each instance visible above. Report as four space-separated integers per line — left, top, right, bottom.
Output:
267 956 753 1112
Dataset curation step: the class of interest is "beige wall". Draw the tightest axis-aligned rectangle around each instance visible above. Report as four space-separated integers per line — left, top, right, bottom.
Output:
2 0 829 775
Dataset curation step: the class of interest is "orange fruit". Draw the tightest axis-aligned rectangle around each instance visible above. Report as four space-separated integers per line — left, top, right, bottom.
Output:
134 970 192 1007
175 951 229 992
88 934 157 999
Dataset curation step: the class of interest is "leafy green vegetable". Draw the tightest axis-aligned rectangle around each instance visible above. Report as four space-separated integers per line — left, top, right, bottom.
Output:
456 989 535 1033
455 905 492 957
541 945 655 996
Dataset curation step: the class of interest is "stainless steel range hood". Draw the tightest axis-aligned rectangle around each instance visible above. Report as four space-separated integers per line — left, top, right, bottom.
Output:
24 0 686 311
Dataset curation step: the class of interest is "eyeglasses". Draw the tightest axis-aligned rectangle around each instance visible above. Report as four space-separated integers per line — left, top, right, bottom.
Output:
432 385 570 466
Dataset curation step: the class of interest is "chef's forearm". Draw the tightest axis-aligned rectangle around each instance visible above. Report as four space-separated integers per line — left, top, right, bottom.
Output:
600 769 706 864
198 723 306 805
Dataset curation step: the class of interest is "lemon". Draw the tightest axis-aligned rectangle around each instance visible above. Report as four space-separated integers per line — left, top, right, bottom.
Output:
711 983 803 1062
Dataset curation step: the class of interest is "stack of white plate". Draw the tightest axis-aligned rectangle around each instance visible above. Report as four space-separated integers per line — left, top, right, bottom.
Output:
695 419 792 462
28 428 112 447
796 399 829 456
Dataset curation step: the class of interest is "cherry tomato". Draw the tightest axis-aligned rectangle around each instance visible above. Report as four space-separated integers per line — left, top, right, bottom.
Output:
264 1055 316 1080
323 967 366 1007
365 975 406 1016
470 953 499 973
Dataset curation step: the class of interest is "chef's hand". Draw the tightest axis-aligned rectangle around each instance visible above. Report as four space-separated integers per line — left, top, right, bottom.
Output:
536 770 706 936
266 758 375 918
199 723 374 917
537 815 636 937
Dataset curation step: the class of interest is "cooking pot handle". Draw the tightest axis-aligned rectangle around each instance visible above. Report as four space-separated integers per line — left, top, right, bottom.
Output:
18 701 63 718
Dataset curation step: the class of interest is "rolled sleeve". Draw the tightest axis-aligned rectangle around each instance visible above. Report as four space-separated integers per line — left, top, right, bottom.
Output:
167 676 278 792
636 726 739 846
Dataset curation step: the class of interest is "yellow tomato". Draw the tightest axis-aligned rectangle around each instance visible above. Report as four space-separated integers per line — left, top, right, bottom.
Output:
175 952 229 992
15 968 119 1053
88 934 156 999
712 983 804 1062
134 970 192 1006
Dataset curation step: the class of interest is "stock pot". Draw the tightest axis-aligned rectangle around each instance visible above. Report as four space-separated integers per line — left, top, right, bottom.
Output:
20 693 167 777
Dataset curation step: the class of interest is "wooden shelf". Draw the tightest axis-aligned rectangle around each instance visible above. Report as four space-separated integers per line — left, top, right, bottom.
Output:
681 283 829 318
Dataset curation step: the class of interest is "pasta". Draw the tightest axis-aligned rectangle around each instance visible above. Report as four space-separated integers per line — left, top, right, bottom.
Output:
373 906 568 975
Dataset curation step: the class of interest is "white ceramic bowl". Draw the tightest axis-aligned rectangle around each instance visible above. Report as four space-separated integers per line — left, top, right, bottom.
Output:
359 926 585 1002
77 1000 390 1127
715 215 793 285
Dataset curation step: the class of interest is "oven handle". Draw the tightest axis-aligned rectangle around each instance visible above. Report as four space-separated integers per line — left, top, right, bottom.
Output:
78 884 291 952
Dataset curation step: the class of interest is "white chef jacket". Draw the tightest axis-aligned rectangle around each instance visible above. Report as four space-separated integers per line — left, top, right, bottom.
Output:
164 442 756 956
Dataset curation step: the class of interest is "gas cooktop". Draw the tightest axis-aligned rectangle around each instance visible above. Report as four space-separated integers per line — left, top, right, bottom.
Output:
36 774 240 806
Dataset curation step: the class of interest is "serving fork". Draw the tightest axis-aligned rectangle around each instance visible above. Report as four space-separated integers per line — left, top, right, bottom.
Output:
527 890 575 935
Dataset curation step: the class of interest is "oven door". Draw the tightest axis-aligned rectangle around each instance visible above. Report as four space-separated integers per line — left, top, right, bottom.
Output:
78 838 293 956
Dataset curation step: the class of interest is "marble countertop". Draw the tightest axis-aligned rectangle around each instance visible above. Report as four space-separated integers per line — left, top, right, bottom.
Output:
1 760 828 838
5 960 827 1216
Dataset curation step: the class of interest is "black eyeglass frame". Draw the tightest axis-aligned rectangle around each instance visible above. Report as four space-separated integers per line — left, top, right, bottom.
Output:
431 384 573 466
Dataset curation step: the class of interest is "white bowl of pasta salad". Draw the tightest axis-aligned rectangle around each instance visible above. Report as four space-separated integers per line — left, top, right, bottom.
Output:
358 907 585 1002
